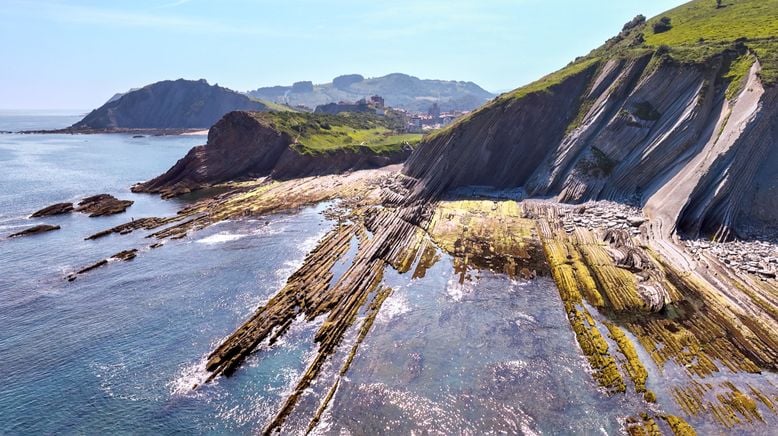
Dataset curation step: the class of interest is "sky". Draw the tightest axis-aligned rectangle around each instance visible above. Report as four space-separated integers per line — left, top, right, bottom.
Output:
0 0 685 110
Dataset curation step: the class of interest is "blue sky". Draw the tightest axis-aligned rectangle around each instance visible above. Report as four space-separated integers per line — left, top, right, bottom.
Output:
0 0 684 110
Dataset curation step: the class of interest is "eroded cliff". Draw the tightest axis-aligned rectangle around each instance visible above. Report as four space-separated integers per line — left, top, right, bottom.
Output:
403 2 778 241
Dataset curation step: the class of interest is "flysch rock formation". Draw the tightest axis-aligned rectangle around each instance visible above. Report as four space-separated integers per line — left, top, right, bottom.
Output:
405 50 777 243
43 1 778 434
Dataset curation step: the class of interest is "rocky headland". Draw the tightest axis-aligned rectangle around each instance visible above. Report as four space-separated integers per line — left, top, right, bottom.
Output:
131 111 418 198
58 79 271 133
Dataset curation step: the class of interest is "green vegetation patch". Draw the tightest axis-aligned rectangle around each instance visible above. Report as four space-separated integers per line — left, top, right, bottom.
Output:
724 53 757 100
255 98 297 113
644 0 778 47
251 111 421 155
501 57 601 102
636 0 778 86
750 40 778 85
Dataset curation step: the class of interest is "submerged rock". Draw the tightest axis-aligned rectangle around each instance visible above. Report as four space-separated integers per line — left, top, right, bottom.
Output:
31 202 73 217
9 224 60 238
111 249 138 261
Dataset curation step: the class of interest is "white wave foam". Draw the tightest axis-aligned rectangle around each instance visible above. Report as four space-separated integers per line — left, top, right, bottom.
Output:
514 312 537 327
300 231 326 253
445 276 474 302
169 357 211 395
196 232 248 245
0 223 32 231
376 292 411 323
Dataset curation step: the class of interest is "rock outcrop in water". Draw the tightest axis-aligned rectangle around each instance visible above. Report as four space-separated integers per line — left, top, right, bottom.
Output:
75 194 133 217
132 111 415 197
31 202 74 217
9 224 60 238
69 79 269 131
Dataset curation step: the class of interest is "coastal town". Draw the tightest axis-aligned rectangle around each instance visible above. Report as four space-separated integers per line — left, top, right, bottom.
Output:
304 94 472 133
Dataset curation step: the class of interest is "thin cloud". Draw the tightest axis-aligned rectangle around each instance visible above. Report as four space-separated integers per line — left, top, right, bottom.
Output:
155 0 194 9
3 0 292 37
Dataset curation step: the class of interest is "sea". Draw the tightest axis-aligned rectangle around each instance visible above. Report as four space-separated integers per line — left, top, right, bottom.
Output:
0 111 658 434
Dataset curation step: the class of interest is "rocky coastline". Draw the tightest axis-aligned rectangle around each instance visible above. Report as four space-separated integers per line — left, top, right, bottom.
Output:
51 159 775 434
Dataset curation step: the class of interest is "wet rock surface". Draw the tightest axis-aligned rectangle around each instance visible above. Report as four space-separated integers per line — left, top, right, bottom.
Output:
75 194 134 217
56 162 777 435
8 224 60 238
30 202 74 217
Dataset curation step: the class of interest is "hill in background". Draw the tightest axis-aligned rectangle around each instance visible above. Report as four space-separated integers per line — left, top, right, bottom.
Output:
246 73 495 113
71 79 272 131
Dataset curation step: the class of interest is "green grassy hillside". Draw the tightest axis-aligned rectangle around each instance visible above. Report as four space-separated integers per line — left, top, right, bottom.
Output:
251 111 422 155
644 0 778 46
448 0 778 135
643 0 778 84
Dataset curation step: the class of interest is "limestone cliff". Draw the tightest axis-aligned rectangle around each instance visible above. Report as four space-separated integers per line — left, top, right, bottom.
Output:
403 0 778 241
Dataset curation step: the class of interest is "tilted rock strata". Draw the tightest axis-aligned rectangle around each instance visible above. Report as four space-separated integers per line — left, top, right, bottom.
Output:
404 50 778 241
75 194 134 217
69 166 778 433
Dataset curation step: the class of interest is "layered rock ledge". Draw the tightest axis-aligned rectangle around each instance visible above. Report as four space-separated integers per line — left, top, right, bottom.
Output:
75 194 134 217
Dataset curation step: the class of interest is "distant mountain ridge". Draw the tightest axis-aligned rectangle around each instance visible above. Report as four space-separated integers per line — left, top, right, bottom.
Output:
246 73 495 113
71 79 269 130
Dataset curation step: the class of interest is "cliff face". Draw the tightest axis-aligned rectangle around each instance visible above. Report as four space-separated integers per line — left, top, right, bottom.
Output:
403 40 778 240
403 62 599 197
133 111 410 197
72 79 268 130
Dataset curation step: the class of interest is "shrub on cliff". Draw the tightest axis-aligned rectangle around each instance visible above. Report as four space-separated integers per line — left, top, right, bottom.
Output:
653 17 672 34
622 14 646 32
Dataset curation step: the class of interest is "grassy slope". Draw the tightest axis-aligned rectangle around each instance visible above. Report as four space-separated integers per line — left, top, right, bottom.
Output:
428 0 777 142
643 0 778 84
251 111 422 155
248 97 297 112
644 0 778 46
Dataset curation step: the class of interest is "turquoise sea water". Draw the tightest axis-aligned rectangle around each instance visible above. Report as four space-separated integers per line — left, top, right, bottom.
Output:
0 112 669 434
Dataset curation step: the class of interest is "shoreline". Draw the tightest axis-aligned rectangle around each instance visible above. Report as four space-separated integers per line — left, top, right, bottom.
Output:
16 127 210 136
15 158 776 434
